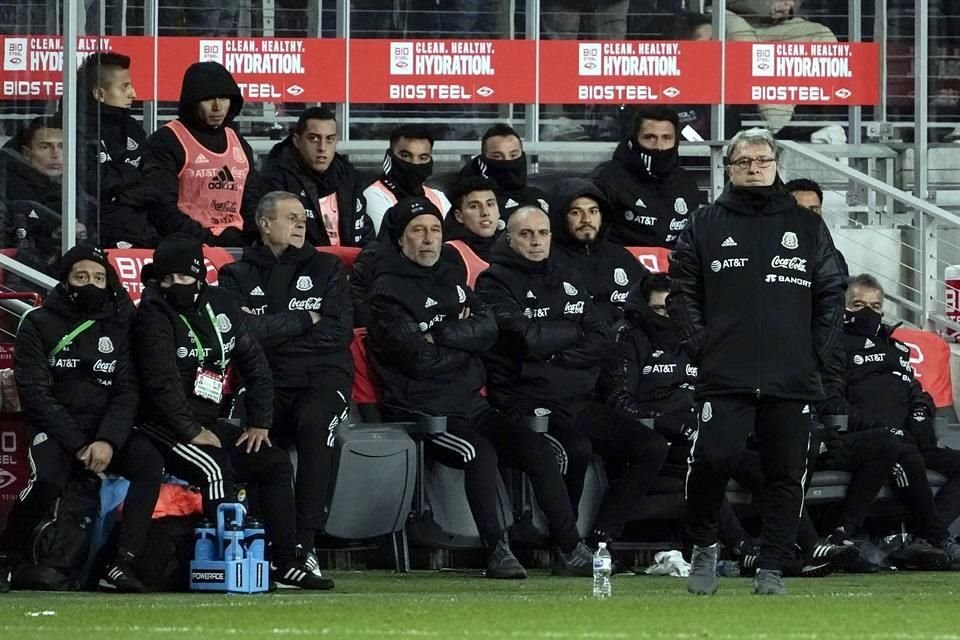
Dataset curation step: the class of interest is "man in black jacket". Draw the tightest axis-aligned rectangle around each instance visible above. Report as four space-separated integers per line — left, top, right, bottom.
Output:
548 177 649 326
0 245 163 593
140 62 258 247
257 107 373 248
367 197 595 579
476 206 669 556
133 234 332 589
443 177 503 286
592 106 705 248
457 124 548 221
669 128 846 595
72 52 157 249
219 191 354 553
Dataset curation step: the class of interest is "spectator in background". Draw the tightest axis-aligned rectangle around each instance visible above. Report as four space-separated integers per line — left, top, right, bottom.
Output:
444 177 503 287
364 125 450 235
258 108 373 248
140 62 257 247
1 116 65 212
785 177 849 277
725 0 839 137
592 107 705 248
72 52 158 249
458 124 549 221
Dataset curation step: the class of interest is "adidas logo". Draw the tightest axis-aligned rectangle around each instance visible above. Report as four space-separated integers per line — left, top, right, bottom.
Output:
251 286 265 296
194 153 209 164
721 236 737 247
864 338 875 349
526 290 536 299
424 297 438 308
504 198 519 209
28 209 38 219
634 197 647 208
209 166 236 189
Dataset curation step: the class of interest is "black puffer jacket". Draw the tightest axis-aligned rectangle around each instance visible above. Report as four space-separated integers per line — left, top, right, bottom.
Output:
548 177 650 326
475 237 614 415
218 243 354 388
366 244 496 418
668 182 845 400
257 140 373 248
134 284 273 442
15 279 137 453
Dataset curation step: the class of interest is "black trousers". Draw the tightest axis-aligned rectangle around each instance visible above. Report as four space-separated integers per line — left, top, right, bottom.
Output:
686 395 811 571
921 447 960 530
819 429 901 532
541 402 669 538
138 420 298 563
0 431 163 560
385 404 581 551
273 378 350 548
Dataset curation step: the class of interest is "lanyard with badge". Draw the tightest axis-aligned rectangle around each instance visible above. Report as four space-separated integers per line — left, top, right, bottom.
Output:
179 304 227 404
48 320 95 360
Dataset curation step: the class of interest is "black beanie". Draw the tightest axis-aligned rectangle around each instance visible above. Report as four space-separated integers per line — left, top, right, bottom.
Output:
141 233 205 283
59 243 109 282
385 196 444 245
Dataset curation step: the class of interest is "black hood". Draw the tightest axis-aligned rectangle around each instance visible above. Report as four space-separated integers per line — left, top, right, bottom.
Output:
443 209 503 262
548 177 613 252
623 278 680 351
177 62 244 128
715 177 796 217
487 234 551 275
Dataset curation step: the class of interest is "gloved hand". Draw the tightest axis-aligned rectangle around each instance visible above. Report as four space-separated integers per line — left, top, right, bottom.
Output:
905 405 939 451
210 227 245 248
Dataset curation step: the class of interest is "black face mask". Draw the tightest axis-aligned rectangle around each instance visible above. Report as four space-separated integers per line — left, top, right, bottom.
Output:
68 283 109 313
480 154 527 191
162 282 203 313
628 143 679 179
845 307 882 336
386 150 433 196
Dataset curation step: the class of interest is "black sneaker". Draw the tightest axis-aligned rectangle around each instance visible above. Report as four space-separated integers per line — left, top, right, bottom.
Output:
0 558 10 593
805 538 859 575
942 539 960 570
274 549 335 590
99 552 147 593
737 543 760 577
486 540 527 579
551 542 594 577
891 538 948 571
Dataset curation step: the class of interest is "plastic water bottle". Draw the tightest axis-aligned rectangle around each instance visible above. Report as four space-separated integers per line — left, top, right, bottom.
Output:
244 519 266 561
593 542 612 599
194 519 217 561
224 523 245 561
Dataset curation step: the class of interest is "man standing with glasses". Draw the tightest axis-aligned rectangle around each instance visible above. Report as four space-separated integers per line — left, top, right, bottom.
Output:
669 128 845 596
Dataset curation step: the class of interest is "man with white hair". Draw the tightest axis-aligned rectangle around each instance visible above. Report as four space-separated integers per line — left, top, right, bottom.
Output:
669 128 845 595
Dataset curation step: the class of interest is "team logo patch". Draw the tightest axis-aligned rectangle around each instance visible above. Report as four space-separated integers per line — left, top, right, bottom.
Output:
98 337 114 354
296 276 313 291
216 314 232 333
534 408 552 417
613 268 629 287
674 197 688 215
33 432 48 446
233 148 245 163
781 232 799 250
701 401 713 422
177 347 189 358
456 286 467 304
563 282 578 296
497 219 506 231
126 137 139 151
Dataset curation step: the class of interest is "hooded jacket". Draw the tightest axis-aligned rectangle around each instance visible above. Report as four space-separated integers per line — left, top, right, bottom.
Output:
604 282 698 442
257 138 373 248
366 242 497 418
140 62 259 243
218 243 354 388
134 284 273 442
667 182 845 400
591 139 705 248
457 155 549 221
475 237 614 416
14 276 137 453
548 178 650 326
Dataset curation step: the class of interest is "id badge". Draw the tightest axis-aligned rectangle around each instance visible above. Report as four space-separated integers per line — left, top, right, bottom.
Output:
193 368 225 404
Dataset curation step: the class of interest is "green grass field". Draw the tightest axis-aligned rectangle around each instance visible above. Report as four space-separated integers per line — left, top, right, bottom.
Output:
2 571 959 640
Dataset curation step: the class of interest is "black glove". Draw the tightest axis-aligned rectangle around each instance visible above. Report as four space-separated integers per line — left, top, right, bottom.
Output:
906 406 939 451
210 227 245 248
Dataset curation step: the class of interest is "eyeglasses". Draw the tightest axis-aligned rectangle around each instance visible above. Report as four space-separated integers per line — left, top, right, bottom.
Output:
727 156 777 170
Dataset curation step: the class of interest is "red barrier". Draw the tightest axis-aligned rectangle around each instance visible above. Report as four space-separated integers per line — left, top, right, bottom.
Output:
626 246 671 274
106 247 236 304
0 414 28 532
892 327 954 409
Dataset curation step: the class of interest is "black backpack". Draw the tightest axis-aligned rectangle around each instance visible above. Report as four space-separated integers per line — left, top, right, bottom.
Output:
12 472 101 591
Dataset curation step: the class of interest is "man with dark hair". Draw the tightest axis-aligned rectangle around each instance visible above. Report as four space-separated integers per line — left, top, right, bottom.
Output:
443 177 503 287
364 125 450 235
458 123 548 220
218 191 354 555
592 106 705 248
548 177 649 326
2 116 65 211
133 233 333 590
258 108 373 247
0 245 163 593
784 178 824 215
140 62 258 247
476 206 669 559
73 52 157 249
367 196 595 580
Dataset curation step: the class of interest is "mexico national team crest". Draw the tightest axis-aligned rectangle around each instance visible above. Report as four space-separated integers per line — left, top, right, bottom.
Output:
701 401 713 423
456 285 467 304
614 268 629 287
296 276 313 291
563 282 578 296
674 197 688 215
216 314 232 333
233 148 245 163
781 232 799 250
98 337 114 354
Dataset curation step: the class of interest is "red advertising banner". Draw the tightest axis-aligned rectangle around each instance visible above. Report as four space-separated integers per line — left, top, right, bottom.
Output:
724 41 880 105
106 247 236 304
157 37 346 103
539 40 722 105
0 35 155 100
349 39 536 104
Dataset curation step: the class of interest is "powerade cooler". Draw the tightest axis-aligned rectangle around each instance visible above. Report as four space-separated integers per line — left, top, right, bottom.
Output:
189 503 269 593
